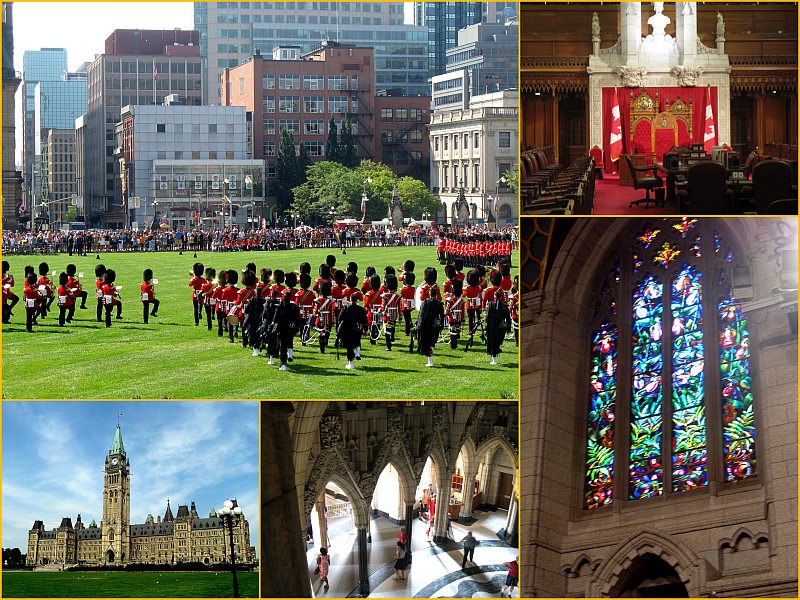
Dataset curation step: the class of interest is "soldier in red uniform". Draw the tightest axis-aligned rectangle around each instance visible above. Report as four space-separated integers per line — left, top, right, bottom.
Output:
56 272 75 326
95 264 107 322
313 264 332 294
141 268 159 324
37 262 55 319
313 280 336 354
23 273 40 332
235 270 259 346
509 278 519 347
3 260 19 324
201 268 216 330
101 269 123 328
381 274 402 351
482 269 503 309
66 264 88 310
360 266 377 294
220 270 240 342
212 270 229 337
295 273 316 345
399 271 417 336
445 278 466 349
188 262 206 326
364 274 382 345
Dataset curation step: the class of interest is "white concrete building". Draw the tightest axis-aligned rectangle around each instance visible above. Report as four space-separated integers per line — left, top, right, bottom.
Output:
118 103 266 229
429 89 518 227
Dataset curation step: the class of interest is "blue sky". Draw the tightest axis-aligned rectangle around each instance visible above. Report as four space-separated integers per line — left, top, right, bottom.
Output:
2 402 259 556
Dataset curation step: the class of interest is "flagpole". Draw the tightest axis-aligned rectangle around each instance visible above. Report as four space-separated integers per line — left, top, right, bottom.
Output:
153 58 156 106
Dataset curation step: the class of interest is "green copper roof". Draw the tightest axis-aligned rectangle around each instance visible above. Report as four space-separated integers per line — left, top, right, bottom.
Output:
110 425 125 455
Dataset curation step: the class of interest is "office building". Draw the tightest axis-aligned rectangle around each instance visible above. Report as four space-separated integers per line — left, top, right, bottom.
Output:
446 20 518 98
118 102 264 229
2 3 23 229
39 128 77 227
195 2 428 104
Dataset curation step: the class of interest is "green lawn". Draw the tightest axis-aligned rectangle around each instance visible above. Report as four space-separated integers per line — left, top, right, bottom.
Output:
2 247 518 399
1 570 258 598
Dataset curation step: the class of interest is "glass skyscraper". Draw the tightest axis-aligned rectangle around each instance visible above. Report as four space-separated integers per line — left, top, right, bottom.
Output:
194 2 429 104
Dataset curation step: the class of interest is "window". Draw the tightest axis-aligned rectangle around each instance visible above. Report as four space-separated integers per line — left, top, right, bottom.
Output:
328 96 348 113
328 75 348 90
453 134 458 150
381 108 393 122
304 96 324 113
474 132 480 147
156 123 166 133
303 75 323 90
209 124 217 134
395 108 408 122
279 96 299 112
279 119 300 135
264 141 276 156
381 130 393 143
411 108 423 122
382 151 393 165
434 137 439 152
499 131 511 148
262 74 275 89
175 123 183 134
444 137 449 151
304 120 324 135
263 96 275 113
279 74 300 90
583 219 757 511
304 141 324 157
411 151 422 161
239 77 245 95
175 151 183 159
208 151 217 159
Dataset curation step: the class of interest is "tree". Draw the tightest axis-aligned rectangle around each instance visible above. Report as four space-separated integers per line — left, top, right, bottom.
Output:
396 177 440 219
276 129 299 212
339 113 358 168
502 167 518 193
326 118 340 164
65 205 77 223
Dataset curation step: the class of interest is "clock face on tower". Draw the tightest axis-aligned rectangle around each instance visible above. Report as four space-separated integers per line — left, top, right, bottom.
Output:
111 457 119 466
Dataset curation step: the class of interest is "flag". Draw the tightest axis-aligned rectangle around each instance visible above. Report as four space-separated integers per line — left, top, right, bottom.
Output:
118 413 123 417
494 196 499 214
360 196 367 215
153 58 157 82
703 86 717 154
609 87 623 163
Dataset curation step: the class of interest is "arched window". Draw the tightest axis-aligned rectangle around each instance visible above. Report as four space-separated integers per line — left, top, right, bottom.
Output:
584 219 757 510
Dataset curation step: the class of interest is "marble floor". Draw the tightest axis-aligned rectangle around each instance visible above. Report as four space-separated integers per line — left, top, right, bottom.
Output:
305 509 518 598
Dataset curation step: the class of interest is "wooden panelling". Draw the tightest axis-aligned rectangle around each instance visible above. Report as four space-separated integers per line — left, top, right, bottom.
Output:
522 96 555 151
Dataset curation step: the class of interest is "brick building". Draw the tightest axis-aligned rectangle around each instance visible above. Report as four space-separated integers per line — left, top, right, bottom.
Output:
221 42 430 195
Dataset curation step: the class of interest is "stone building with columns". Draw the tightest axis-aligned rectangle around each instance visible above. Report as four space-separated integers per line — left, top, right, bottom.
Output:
264 401 519 598
519 217 797 597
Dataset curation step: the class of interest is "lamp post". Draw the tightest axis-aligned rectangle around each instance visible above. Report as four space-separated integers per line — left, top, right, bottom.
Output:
223 178 230 230
218 499 242 598
361 176 372 223
245 175 253 230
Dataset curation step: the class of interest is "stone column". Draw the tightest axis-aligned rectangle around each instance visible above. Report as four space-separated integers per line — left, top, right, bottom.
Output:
505 493 518 541
357 527 370 596
433 470 453 544
552 92 560 165
263 402 312 598
620 2 642 62
404 502 414 548
315 494 328 549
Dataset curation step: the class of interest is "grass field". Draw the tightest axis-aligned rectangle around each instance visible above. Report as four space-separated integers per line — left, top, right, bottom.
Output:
2 247 518 399
1 570 258 598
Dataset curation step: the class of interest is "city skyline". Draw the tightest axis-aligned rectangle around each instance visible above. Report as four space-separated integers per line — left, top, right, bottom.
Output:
2 401 259 556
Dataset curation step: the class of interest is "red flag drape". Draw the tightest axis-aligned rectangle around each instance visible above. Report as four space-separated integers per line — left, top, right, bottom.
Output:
703 86 717 153
609 87 623 164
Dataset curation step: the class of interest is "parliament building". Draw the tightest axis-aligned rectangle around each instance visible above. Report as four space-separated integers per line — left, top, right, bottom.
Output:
26 425 255 567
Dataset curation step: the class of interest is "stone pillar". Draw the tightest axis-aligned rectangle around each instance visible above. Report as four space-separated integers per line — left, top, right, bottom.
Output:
552 93 560 165
676 2 698 64
620 2 642 62
263 402 312 598
315 494 328 549
404 503 414 548
366 509 372 544
433 470 453 544
505 493 519 542
357 527 369 596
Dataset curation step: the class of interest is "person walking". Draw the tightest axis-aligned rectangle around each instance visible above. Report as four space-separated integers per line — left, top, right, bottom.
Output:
460 531 478 568
394 541 408 580
316 546 331 591
500 557 518 597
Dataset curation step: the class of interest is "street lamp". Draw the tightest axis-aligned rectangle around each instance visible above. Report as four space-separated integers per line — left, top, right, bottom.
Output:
217 499 243 598
244 175 253 230
361 176 372 223
329 206 336 226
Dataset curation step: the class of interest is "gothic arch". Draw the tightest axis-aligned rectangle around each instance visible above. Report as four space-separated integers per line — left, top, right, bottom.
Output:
457 437 477 482
589 529 705 597
306 465 371 529
562 553 601 579
719 527 769 552
475 433 518 470
373 456 417 505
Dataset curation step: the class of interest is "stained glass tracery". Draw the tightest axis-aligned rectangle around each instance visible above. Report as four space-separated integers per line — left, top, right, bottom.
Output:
584 220 758 510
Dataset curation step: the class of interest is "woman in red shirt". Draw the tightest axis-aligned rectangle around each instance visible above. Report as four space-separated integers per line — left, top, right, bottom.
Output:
141 268 159 324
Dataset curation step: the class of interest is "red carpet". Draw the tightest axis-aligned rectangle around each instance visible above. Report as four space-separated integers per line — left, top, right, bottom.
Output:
593 173 673 215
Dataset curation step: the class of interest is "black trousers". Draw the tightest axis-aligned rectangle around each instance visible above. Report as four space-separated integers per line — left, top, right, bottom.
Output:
104 301 122 327
143 299 159 323
58 304 75 326
385 322 396 350
462 547 475 567
75 290 88 308
193 299 202 325
26 307 37 331
402 309 412 335
205 305 214 330
97 299 104 322
217 311 226 336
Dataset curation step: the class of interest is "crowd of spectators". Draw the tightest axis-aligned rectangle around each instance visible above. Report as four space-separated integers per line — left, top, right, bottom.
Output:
2 225 518 256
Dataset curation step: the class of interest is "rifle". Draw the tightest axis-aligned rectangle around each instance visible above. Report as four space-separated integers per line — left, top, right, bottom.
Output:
409 325 417 353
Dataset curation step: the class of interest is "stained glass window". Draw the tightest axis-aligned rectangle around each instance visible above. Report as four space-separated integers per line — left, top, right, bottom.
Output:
719 294 756 481
584 219 758 510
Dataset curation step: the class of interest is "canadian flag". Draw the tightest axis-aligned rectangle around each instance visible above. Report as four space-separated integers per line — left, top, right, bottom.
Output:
703 87 717 153
609 87 623 163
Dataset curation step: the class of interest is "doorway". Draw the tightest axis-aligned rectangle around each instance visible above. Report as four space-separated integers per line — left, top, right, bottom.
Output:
496 472 513 510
